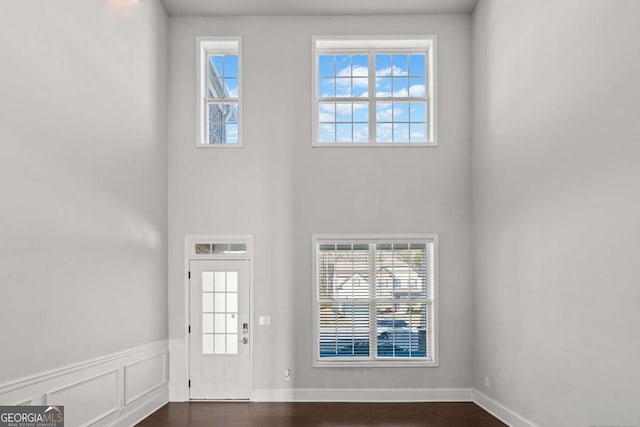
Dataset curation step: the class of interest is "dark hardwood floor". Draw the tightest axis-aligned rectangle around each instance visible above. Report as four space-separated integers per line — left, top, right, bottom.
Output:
136 402 507 427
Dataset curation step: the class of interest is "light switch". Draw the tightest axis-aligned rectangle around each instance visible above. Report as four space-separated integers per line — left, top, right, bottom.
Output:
258 316 271 325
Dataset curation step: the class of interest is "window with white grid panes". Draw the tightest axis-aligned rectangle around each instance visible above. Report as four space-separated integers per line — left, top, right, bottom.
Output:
314 235 437 367
313 38 436 146
198 38 242 146
317 54 370 143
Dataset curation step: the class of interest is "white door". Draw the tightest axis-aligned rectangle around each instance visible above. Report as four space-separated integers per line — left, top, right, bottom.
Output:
189 259 251 399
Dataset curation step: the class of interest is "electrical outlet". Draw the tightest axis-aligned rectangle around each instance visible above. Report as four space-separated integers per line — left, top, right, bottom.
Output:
484 376 491 388
284 368 291 380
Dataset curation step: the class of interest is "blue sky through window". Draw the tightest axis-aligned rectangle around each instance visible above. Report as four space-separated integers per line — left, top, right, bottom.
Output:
207 54 239 144
318 52 427 143
209 55 239 98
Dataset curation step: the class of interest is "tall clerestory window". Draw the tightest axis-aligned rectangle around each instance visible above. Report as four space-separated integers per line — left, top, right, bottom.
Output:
198 37 242 147
312 37 437 146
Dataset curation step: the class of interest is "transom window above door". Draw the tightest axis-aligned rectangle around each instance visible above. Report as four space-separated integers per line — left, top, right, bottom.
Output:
312 37 437 146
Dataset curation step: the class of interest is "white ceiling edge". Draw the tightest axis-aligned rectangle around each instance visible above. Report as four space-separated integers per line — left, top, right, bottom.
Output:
159 0 478 17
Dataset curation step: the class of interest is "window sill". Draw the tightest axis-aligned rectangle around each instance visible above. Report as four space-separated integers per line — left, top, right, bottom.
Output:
314 359 438 368
196 143 243 148
311 142 438 148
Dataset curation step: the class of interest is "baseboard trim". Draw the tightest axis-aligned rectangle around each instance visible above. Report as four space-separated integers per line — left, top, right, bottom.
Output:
108 385 168 427
169 385 538 427
472 389 538 427
251 388 473 402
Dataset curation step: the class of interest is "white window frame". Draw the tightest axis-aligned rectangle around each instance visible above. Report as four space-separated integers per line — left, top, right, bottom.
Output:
312 234 439 367
197 36 243 148
312 36 437 147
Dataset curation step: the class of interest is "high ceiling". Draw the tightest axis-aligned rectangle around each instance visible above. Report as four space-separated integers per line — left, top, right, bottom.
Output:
160 0 478 17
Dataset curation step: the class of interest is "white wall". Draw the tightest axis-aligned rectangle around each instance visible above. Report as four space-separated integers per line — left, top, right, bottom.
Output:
0 0 168 383
472 0 640 425
168 15 472 395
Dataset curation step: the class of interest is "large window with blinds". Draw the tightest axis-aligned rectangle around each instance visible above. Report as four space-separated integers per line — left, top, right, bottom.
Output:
313 235 437 367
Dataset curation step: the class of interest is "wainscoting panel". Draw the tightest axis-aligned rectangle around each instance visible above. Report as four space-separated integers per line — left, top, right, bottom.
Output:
47 370 119 427
124 353 167 405
0 340 168 427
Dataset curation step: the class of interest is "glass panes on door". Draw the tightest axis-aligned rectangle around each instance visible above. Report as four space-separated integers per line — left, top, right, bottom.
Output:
202 271 239 354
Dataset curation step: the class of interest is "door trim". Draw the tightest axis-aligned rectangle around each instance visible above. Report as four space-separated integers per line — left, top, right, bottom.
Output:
184 235 254 400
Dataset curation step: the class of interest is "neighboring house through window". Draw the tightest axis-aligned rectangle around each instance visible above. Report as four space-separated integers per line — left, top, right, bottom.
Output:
314 235 438 367
197 37 242 147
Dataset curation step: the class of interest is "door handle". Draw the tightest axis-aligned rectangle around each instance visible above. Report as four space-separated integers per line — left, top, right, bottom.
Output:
240 337 248 345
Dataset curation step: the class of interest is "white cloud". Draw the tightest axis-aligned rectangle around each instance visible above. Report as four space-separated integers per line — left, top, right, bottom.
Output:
337 65 368 78
336 125 352 142
410 129 425 139
335 103 351 117
353 125 369 142
408 84 425 97
335 75 368 92
336 86 351 97
319 104 334 122
376 107 393 122
374 86 425 98
335 67 368 97
335 103 367 113
319 112 333 122
319 77 335 97
376 66 408 77
394 124 409 140
394 108 408 120
353 66 368 77
318 103 368 122
352 77 368 88
376 124 392 142
319 125 335 142
393 88 408 97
